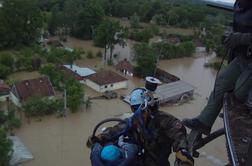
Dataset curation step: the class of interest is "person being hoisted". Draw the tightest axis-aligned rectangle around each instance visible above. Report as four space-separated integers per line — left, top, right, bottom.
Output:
88 77 194 166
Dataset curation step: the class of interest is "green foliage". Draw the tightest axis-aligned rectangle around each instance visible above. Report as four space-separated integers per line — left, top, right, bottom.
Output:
130 13 140 29
0 53 14 78
0 112 7 125
87 51 94 59
203 23 226 55
42 48 81 65
15 47 40 71
94 19 127 61
0 53 14 67
64 50 81 65
96 51 103 58
102 0 151 20
0 0 43 48
40 64 64 90
45 48 66 64
49 0 104 39
23 97 64 117
0 128 12 166
6 110 21 133
40 65 84 112
134 43 157 78
130 28 153 43
153 41 195 59
65 78 84 112
107 59 114 66
0 64 12 79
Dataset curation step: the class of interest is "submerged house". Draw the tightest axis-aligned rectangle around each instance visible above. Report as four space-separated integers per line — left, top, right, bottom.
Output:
0 80 10 102
10 77 55 107
61 64 96 83
86 70 128 93
115 59 134 77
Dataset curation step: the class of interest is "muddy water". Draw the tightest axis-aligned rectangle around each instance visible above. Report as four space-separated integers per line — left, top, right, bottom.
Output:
16 53 227 166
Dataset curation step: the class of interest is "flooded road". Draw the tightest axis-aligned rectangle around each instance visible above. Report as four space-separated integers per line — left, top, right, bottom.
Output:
16 52 227 166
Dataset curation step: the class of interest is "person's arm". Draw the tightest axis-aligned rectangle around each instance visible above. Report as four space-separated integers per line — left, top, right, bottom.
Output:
99 122 128 143
90 143 105 166
87 119 129 147
159 112 187 151
159 112 194 165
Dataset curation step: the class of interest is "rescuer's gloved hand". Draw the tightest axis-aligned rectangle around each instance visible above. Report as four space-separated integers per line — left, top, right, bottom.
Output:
224 32 252 49
176 149 194 166
86 135 101 148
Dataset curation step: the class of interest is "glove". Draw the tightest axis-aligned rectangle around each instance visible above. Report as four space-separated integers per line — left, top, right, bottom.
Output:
224 32 252 49
86 136 101 148
176 149 194 166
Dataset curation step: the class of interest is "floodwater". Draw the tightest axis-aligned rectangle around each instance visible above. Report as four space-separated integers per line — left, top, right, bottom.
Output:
15 44 228 166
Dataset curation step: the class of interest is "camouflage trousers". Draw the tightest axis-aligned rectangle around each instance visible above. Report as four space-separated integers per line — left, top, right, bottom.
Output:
198 56 252 127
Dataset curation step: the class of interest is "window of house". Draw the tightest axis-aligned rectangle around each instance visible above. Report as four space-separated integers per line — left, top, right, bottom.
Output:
105 85 107 88
111 84 113 87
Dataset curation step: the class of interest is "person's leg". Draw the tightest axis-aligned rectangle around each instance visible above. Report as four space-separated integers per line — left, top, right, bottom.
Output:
234 66 252 102
183 57 244 134
197 58 243 127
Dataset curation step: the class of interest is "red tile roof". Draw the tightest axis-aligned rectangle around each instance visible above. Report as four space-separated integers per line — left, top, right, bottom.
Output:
13 77 55 101
0 81 9 95
87 70 127 86
115 59 134 73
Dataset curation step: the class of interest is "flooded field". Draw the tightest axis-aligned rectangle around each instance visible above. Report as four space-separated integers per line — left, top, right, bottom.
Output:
15 39 227 166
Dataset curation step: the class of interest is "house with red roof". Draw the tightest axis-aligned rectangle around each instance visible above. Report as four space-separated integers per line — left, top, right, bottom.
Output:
115 59 134 77
10 77 55 107
0 80 10 102
86 70 128 93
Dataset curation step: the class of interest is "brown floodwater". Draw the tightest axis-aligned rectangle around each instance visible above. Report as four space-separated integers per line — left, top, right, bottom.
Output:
15 48 227 166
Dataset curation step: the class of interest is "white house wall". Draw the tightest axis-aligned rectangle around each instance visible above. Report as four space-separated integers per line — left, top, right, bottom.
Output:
86 79 102 92
10 92 21 107
86 79 128 93
0 95 9 102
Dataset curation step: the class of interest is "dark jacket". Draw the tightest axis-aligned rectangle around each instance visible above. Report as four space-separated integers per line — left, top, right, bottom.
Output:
99 110 188 166
233 2 252 57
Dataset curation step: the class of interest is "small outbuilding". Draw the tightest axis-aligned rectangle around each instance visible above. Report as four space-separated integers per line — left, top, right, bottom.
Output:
10 77 55 107
155 80 194 104
86 70 128 93
61 65 96 83
115 59 134 76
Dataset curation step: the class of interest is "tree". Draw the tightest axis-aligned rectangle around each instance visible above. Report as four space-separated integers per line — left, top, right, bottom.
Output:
94 19 127 61
64 50 81 66
134 43 157 78
6 110 21 134
0 0 43 48
39 64 64 90
0 128 12 166
72 0 104 39
130 13 140 29
0 53 14 68
65 78 84 112
0 64 12 79
22 97 63 117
